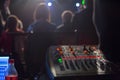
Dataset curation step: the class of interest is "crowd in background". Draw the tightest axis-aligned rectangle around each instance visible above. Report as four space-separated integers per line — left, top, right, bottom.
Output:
0 0 99 80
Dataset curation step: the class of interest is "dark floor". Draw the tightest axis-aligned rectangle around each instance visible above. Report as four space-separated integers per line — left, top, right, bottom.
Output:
21 73 120 80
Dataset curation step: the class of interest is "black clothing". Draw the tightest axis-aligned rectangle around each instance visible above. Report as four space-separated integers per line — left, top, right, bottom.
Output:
25 20 56 78
27 20 56 33
56 22 74 32
55 22 77 45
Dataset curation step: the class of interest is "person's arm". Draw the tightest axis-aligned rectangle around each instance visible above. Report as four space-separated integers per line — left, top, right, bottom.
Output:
0 12 4 35
26 25 33 33
4 0 11 15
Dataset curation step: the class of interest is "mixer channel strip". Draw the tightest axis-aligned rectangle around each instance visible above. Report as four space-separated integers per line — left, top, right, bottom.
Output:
57 55 102 73
48 46 112 77
58 58 101 72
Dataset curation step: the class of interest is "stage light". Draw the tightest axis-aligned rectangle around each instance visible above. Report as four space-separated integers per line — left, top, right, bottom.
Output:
76 3 80 7
48 2 52 6
82 0 86 5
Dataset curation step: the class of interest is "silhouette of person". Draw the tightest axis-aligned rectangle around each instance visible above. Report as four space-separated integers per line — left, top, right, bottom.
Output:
0 15 26 79
56 10 74 32
0 0 11 36
27 3 55 33
0 0 11 21
25 3 56 79
54 10 77 45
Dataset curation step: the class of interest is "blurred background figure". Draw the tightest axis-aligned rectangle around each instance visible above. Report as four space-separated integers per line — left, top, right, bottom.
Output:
0 15 26 79
0 0 11 36
54 10 76 45
0 0 11 22
56 10 74 32
25 2 56 79
0 0 23 34
27 3 55 33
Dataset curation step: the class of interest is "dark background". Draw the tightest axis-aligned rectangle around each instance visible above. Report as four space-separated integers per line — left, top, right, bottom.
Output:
9 0 120 63
95 0 120 63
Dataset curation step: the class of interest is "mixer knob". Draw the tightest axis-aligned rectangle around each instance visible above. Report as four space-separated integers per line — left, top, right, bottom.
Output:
69 46 73 51
69 46 75 54
56 47 62 51
56 47 63 56
59 51 63 55
57 57 63 64
90 46 97 51
83 45 89 54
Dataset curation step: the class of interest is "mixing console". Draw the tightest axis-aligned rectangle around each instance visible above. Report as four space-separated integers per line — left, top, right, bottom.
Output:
46 45 113 77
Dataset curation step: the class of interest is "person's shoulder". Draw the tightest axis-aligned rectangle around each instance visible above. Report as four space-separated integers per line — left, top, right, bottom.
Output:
74 10 87 15
49 22 56 27
30 21 38 27
57 24 64 29
55 24 66 32
48 22 56 30
27 21 37 32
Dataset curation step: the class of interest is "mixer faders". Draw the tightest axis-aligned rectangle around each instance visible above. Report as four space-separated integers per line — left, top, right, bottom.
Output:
47 45 112 77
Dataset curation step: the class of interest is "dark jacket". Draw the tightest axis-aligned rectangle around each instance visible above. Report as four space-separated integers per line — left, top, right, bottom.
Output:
26 20 56 75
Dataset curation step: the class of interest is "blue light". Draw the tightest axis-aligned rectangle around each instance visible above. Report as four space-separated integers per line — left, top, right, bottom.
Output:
0 57 9 80
76 3 80 7
48 2 52 6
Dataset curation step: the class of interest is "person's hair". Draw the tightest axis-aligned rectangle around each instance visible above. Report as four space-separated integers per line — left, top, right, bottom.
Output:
18 19 23 30
33 3 51 22
61 10 74 23
5 15 19 32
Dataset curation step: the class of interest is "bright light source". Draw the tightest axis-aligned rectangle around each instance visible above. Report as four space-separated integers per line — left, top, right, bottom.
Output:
48 2 52 6
57 58 63 63
76 3 80 7
82 0 86 5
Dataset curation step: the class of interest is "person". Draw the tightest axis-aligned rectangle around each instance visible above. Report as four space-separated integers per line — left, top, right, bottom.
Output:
0 0 11 22
27 3 55 33
56 10 74 32
25 3 56 79
54 10 77 45
0 15 26 79
72 0 100 45
0 0 11 36
0 15 24 54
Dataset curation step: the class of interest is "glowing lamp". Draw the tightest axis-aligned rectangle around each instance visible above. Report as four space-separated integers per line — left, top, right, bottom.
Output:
48 2 52 6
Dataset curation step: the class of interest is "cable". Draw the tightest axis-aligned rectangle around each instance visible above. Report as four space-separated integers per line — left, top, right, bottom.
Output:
92 0 101 48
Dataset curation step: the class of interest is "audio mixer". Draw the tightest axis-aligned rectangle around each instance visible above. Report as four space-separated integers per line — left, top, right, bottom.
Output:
46 45 114 78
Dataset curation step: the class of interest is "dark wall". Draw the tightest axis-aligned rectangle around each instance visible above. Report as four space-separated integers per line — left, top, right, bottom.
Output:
95 0 120 62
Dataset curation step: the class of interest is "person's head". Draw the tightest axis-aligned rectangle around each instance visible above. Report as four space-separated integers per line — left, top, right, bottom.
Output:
61 10 74 23
33 3 51 22
5 15 19 32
